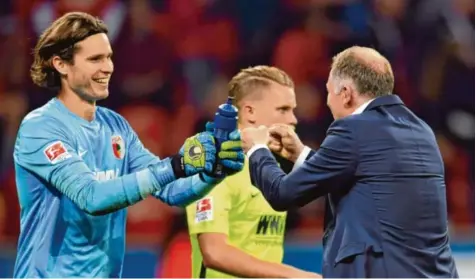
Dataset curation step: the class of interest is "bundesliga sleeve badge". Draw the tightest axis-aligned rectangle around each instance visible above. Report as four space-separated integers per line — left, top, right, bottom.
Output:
195 197 214 223
111 135 125 160
44 141 72 164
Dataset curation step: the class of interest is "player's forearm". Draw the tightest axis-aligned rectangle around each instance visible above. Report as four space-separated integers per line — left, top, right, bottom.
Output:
203 243 312 278
52 159 176 215
155 174 219 207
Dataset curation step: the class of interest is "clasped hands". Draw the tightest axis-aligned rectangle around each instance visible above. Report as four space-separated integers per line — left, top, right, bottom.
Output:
241 124 305 162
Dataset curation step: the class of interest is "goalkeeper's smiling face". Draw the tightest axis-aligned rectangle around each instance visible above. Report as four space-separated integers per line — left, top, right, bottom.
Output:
62 33 114 102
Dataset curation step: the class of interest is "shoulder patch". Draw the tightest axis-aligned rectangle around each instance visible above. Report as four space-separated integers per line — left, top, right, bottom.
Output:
195 197 213 223
44 141 71 164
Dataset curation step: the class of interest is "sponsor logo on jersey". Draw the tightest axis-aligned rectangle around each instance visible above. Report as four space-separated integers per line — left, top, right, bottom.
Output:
111 135 125 160
255 215 285 236
44 141 72 164
195 197 213 223
94 168 120 181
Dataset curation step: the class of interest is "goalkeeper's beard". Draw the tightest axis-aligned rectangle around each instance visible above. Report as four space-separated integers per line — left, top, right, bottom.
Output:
71 81 109 103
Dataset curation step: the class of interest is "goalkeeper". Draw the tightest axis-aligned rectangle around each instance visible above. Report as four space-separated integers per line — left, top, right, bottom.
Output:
13 12 244 278
186 66 320 278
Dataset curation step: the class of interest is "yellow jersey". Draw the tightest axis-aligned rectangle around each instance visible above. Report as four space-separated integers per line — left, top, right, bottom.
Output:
186 160 287 278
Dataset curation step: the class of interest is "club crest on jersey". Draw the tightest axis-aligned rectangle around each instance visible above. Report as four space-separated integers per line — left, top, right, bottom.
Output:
195 197 213 223
44 141 72 164
111 135 125 160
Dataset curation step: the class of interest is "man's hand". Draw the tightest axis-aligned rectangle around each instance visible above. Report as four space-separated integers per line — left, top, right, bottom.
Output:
268 124 304 162
177 132 217 177
241 125 269 154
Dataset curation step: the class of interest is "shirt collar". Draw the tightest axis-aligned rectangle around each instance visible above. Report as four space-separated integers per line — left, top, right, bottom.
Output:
352 98 375 115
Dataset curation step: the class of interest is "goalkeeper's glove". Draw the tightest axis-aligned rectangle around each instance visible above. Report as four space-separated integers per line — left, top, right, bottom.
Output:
148 127 244 206
170 132 217 179
200 121 245 183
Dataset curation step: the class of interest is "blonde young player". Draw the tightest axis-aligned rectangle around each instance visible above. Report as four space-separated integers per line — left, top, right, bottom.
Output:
186 66 321 278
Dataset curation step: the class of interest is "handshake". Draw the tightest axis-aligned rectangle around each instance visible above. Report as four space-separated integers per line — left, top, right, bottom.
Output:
173 122 245 183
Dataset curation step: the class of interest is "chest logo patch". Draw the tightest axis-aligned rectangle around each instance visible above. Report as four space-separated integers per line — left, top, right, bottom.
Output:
111 135 125 160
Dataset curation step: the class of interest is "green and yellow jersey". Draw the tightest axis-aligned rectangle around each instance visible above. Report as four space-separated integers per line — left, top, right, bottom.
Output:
186 160 287 278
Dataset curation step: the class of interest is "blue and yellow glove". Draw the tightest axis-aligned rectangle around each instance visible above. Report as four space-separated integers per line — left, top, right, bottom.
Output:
200 121 245 183
171 132 217 178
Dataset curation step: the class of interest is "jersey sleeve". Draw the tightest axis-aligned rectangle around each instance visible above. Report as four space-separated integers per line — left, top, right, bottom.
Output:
14 116 163 215
186 179 232 235
116 112 218 207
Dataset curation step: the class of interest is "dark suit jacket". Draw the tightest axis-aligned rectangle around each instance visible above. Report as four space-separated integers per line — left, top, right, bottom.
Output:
249 95 458 278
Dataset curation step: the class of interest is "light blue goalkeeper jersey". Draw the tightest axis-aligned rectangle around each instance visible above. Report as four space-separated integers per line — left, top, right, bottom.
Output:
12 98 205 278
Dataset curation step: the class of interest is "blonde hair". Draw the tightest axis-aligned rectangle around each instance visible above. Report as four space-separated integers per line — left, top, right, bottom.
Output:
228 66 294 107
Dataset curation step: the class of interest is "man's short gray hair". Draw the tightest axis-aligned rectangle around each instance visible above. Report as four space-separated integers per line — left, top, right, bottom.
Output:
330 75 353 95
330 46 394 98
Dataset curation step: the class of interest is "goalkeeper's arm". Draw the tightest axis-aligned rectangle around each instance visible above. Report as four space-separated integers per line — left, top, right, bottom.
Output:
15 118 220 215
21 149 201 216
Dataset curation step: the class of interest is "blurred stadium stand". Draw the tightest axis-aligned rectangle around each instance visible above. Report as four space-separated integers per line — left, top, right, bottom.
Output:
0 0 474 277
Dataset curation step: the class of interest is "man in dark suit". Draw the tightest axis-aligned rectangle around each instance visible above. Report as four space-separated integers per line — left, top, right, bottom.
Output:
240 46 459 278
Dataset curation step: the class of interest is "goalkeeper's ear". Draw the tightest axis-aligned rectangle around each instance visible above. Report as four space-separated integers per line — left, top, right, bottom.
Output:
205 121 215 132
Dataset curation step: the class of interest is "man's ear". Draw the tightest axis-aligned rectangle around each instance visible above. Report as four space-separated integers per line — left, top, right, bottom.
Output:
341 85 353 108
52 56 68 76
242 104 256 125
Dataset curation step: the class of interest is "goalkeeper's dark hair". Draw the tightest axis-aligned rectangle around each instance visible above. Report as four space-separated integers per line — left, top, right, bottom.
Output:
30 12 108 90
228 65 294 108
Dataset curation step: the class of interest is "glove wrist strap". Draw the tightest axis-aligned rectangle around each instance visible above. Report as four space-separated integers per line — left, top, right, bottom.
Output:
199 172 221 184
171 154 186 178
